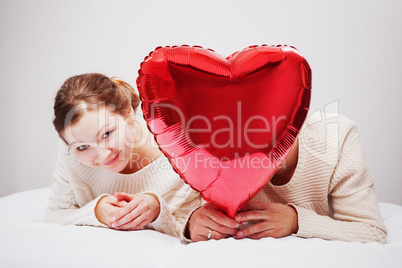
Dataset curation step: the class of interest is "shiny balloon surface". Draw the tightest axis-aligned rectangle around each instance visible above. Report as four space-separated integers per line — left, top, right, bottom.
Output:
137 45 311 217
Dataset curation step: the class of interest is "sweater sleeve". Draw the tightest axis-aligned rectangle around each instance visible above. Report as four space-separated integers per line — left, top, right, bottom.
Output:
142 182 202 242
44 171 108 227
44 144 108 227
292 122 387 243
179 197 206 243
143 191 182 238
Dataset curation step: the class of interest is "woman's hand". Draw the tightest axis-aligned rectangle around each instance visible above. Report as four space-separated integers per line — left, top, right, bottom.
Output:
110 192 160 231
95 195 128 227
187 203 239 241
234 201 298 239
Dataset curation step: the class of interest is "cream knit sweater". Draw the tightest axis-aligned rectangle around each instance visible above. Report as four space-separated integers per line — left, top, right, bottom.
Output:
45 112 387 244
250 112 387 243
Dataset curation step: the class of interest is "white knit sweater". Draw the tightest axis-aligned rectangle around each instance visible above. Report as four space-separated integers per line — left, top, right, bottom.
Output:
46 112 387 244
250 112 387 243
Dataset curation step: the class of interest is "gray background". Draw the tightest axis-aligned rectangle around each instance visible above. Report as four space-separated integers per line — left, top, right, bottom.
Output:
1 0 401 205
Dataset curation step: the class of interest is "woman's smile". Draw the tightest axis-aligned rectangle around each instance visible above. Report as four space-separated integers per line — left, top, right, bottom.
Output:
102 152 120 166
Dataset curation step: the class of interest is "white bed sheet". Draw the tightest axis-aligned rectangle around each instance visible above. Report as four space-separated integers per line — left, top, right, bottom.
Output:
0 188 401 268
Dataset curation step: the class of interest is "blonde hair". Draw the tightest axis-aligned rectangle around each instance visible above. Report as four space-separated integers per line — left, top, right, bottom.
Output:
53 73 140 144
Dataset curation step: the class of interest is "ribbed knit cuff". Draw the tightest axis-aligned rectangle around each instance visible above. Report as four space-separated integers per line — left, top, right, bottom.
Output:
179 205 200 244
87 194 109 228
287 203 311 238
143 192 178 238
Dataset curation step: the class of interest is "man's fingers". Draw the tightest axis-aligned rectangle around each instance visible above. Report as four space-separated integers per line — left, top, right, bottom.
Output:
247 230 279 239
205 219 238 236
192 228 231 242
202 206 239 235
188 204 240 241
210 230 231 240
238 201 269 212
207 208 239 229
235 222 274 238
235 210 269 223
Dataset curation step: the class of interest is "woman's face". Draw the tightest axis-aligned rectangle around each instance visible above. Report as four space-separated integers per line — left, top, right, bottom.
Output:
63 106 136 173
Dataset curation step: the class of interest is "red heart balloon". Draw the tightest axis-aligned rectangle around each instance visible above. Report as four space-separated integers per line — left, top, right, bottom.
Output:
137 45 311 218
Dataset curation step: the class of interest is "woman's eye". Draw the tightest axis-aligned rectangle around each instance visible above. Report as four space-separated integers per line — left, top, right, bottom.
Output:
77 145 89 151
102 130 114 139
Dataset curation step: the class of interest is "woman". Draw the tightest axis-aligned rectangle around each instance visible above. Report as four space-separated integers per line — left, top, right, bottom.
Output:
184 112 388 244
45 73 200 239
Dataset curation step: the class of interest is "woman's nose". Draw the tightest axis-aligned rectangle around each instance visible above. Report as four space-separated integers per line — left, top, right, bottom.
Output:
95 147 113 164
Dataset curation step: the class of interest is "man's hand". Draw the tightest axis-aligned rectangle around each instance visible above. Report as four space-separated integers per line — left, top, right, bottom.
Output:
187 203 239 241
235 201 298 239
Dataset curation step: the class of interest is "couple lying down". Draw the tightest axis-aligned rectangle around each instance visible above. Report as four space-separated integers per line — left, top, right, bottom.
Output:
46 73 387 244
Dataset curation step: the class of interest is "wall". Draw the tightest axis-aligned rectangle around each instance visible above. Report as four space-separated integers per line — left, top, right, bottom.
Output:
0 0 401 204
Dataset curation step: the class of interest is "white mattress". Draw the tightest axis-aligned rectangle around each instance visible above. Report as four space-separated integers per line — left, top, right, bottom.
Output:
1 188 401 268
